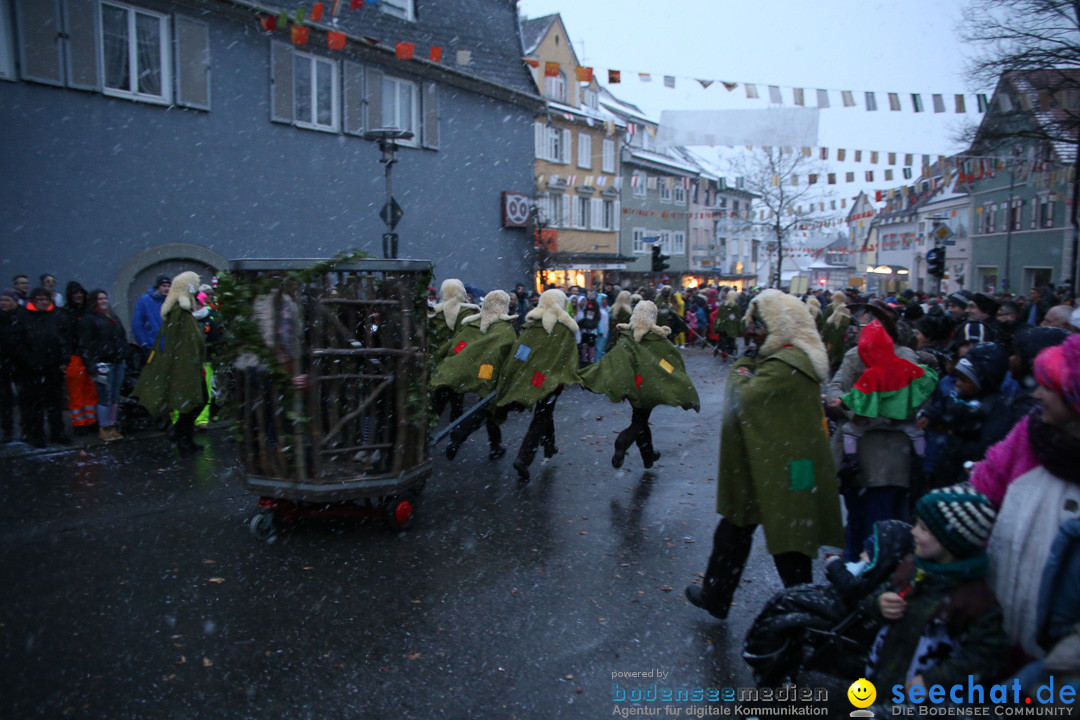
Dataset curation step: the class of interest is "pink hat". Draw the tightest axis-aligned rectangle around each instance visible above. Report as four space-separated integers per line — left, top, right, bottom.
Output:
1034 334 1080 415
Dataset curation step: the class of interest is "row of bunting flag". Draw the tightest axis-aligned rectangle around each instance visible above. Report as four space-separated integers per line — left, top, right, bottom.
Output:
539 61 996 115
262 3 995 114
259 1 474 65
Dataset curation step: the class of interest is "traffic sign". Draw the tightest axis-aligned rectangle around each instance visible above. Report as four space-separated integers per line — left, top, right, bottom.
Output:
380 197 404 230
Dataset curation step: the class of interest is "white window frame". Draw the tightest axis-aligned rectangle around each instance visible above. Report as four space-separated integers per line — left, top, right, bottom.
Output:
1039 195 1055 228
671 231 686 256
632 227 647 254
660 178 673 204
582 86 598 109
1008 198 1023 231
293 50 339 132
981 202 996 234
602 199 615 231
545 71 566 102
674 183 687 206
99 1 172 105
379 0 415 21
546 126 561 162
633 171 647 198
382 74 419 146
602 139 615 174
577 133 592 170
575 195 590 229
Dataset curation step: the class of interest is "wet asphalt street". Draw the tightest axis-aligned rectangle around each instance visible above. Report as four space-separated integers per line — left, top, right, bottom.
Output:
0 349 845 719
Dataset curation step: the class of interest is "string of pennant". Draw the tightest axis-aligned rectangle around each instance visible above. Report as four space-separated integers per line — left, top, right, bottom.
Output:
537 60 993 115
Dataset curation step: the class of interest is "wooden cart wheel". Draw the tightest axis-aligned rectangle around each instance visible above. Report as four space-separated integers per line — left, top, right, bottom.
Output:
249 511 277 541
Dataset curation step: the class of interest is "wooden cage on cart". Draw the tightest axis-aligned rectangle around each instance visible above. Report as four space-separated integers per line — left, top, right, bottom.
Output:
224 258 432 509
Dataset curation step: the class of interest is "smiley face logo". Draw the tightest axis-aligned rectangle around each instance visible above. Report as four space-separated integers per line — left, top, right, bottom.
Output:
847 678 876 708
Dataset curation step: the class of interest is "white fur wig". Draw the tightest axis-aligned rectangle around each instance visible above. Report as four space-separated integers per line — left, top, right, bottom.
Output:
616 300 672 342
430 278 477 331
806 295 821 316
461 289 517 333
610 290 634 319
524 288 578 334
161 271 200 318
744 289 829 383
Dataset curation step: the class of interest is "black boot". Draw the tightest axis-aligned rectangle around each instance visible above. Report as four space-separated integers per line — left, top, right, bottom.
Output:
488 445 506 460
686 520 755 620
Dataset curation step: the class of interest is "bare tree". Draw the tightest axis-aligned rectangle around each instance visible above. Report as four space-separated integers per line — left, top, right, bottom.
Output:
724 148 835 288
962 0 1080 289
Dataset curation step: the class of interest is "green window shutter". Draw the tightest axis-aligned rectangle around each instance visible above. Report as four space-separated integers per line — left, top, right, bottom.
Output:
365 67 383 128
421 81 439 149
174 15 210 110
269 41 293 124
16 0 63 86
64 0 98 90
343 60 365 136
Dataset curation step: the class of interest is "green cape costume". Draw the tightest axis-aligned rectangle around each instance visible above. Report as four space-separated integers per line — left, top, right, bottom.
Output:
716 347 844 557
496 322 581 408
430 319 517 397
713 303 743 339
580 332 700 411
133 306 207 416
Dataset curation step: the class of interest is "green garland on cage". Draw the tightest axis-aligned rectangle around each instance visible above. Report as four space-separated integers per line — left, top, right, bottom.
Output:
213 251 370 450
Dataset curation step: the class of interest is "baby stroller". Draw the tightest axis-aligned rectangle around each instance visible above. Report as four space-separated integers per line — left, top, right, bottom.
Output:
743 520 913 687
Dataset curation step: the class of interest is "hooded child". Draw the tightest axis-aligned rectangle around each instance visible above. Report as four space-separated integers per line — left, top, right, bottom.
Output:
496 289 582 482
133 271 207 455
436 290 518 462
581 300 700 470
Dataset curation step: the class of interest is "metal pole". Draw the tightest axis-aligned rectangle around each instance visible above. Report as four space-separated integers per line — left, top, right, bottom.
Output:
1003 164 1015 294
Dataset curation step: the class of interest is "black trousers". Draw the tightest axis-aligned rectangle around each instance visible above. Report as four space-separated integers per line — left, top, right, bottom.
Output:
613 406 656 462
515 388 561 467
0 364 15 438
699 518 813 615
432 387 464 422
18 368 66 443
448 403 503 450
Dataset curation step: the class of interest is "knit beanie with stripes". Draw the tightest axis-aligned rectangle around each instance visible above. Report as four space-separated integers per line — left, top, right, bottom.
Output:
915 483 996 559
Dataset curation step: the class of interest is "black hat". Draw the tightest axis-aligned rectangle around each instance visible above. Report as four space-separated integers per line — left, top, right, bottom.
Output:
916 313 955 343
946 290 973 308
972 292 1000 317
851 298 900 342
954 321 993 349
955 341 1009 394
155 274 172 289
1013 326 1069 374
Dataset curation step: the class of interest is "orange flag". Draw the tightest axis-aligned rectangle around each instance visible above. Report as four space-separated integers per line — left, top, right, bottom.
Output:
429 46 442 62
395 41 415 59
327 31 346 50
310 2 324 20
576 66 593 82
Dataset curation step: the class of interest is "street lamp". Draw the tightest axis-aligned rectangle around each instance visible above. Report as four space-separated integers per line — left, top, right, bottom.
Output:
363 128 413 258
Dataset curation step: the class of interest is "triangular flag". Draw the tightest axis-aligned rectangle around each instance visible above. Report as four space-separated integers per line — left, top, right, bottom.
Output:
842 90 855 107
609 70 621 84
260 14 276 32
429 46 442 62
769 85 782 104
816 89 830 108
865 91 877 111
932 94 946 113
664 76 675 88
639 73 652 82
577 66 593 82
327 30 346 50
697 79 713 89
523 57 538 68
888 152 896 165
722 81 738 92
955 94 966 113
888 93 902 111
911 93 924 112
395 41 415 59
278 11 289 28
793 88 805 106
310 2 324 21
745 83 759 99
854 150 862 162
456 50 471 66
294 7 306 23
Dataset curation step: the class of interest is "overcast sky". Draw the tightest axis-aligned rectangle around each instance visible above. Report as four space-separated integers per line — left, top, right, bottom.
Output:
517 0 991 188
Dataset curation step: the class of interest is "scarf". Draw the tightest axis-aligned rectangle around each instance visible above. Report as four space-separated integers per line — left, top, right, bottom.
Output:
915 552 988 581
